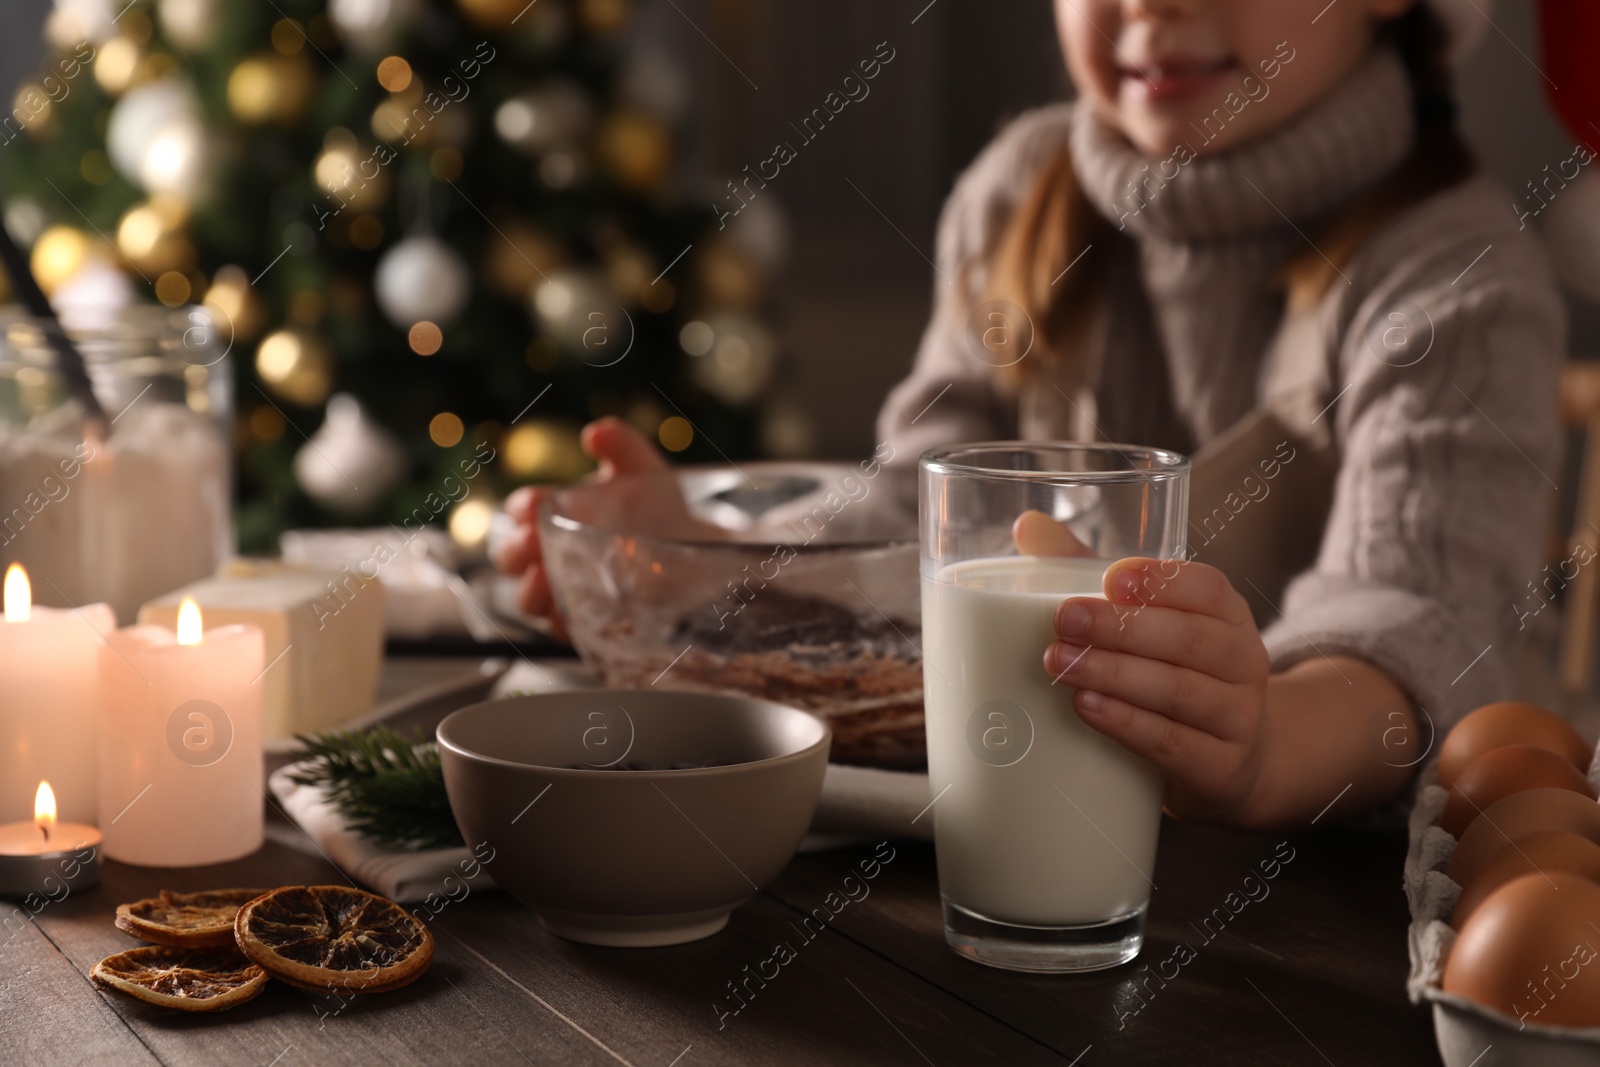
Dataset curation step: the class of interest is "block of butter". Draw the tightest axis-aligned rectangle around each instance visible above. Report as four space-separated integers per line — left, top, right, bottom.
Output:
139 560 385 739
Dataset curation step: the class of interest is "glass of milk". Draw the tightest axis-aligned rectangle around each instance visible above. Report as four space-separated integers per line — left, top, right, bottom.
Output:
919 442 1189 972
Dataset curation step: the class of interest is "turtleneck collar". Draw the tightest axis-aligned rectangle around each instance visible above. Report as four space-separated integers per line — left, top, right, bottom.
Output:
1071 48 1415 244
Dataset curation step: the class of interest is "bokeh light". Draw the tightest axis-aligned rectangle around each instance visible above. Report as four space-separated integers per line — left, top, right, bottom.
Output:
429 411 465 447
449 498 495 549
377 56 413 93
658 416 693 452
271 19 306 55
408 321 443 355
678 320 713 356
30 226 90 294
154 271 191 306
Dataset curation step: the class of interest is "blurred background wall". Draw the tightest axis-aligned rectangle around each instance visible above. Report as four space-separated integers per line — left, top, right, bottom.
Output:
4 0 1590 459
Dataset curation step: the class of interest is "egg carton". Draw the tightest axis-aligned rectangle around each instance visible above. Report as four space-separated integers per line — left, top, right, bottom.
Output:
1403 748 1600 1066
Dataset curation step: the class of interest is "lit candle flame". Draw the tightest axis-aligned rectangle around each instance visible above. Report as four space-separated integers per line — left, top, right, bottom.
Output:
35 781 56 843
3 564 29 623
176 597 203 645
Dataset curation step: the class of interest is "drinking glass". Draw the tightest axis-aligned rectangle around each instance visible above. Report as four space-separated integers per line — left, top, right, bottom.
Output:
919 442 1189 972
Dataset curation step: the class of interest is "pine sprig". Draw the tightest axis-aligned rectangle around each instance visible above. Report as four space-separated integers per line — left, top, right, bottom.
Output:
288 726 462 851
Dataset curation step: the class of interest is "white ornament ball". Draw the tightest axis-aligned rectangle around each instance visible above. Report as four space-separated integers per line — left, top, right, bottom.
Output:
107 81 206 200
725 194 789 275
1543 168 1600 304
50 261 135 333
688 313 777 406
294 393 407 514
46 0 118 48
329 0 421 52
494 82 593 155
530 269 612 344
374 236 471 328
4 199 45 246
158 0 220 51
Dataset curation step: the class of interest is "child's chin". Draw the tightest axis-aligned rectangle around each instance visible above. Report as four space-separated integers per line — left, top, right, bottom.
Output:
1118 110 1255 160
1116 115 1201 159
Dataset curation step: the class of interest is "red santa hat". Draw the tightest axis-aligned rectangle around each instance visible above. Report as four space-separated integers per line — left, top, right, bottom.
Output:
1536 0 1600 152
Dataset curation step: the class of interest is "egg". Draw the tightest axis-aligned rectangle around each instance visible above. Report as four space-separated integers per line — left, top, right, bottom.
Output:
1448 787 1600 889
1438 701 1591 789
1442 872 1600 1027
1451 830 1600 928
1440 744 1598 837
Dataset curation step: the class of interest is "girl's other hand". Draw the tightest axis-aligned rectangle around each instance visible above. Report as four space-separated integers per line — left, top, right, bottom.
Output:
496 417 692 638
1012 509 1095 556
1042 557 1272 823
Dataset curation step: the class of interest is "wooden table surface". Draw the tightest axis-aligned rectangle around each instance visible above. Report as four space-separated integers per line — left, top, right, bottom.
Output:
3 658 1442 1066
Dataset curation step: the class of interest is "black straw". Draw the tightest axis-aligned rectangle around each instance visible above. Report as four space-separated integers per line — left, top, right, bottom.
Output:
0 224 108 433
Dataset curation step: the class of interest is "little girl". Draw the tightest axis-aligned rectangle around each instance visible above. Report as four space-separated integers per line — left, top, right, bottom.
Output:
500 0 1563 829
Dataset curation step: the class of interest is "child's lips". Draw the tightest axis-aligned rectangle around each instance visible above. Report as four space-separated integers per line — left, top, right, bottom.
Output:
1119 56 1237 104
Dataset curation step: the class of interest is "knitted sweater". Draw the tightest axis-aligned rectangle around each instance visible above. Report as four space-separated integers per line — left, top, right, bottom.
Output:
877 49 1565 729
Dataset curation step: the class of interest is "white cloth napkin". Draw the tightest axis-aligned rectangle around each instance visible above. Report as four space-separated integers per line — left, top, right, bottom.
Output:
810 763 934 845
268 764 496 905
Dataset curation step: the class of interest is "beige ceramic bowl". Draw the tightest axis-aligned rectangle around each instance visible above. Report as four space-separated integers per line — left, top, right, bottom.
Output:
437 689 830 946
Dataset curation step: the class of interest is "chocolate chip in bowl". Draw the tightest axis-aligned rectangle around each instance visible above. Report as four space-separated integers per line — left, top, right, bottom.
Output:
538 462 927 769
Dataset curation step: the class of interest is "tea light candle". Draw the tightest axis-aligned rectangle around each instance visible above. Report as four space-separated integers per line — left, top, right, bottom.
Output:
99 598 265 866
0 564 114 824
0 782 102 900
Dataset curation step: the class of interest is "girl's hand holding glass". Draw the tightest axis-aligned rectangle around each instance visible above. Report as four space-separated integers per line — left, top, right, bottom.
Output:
1044 558 1271 825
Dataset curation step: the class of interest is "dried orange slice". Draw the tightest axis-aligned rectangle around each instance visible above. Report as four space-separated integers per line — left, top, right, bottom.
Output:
91 945 267 1012
233 885 433 995
115 888 268 948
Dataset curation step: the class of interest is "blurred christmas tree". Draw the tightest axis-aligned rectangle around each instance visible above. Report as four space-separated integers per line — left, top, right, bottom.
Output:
2 0 783 553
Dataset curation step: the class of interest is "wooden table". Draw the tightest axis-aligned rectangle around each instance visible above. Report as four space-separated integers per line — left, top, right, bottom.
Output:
3 659 1442 1066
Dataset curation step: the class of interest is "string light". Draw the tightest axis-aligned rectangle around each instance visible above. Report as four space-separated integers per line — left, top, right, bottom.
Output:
449 498 495 549
93 38 139 94
154 271 191 306
377 56 412 93
679 320 713 355
658 416 693 452
429 412 464 447
271 19 307 55
408 321 442 355
30 226 90 294
249 406 285 443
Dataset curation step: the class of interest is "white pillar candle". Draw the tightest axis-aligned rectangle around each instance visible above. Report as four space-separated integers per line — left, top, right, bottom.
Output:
0 565 114 825
98 599 265 866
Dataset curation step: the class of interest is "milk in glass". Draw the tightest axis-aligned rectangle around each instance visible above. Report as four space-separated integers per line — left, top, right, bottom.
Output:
921 555 1164 926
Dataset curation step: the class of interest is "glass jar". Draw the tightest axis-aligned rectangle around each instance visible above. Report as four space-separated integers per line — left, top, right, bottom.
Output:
0 305 232 623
